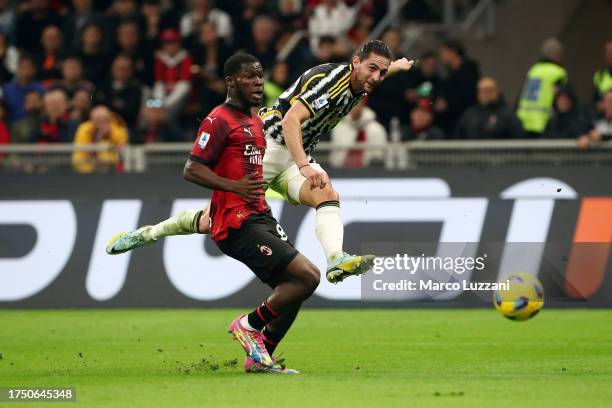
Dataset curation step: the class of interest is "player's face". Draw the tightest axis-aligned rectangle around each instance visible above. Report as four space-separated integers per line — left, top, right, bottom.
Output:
352 53 390 93
235 62 265 107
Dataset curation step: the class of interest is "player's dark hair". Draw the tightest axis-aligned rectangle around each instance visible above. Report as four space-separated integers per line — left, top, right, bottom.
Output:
442 38 466 57
223 53 260 78
356 40 392 61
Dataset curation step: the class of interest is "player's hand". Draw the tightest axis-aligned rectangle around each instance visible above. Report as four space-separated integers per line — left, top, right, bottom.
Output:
390 58 415 72
231 172 266 200
300 164 328 189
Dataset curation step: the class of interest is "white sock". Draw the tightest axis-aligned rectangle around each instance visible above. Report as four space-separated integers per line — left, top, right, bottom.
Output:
150 209 202 241
240 316 256 331
315 203 344 264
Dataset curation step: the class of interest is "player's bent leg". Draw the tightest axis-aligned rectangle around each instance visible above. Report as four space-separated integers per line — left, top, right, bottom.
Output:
223 216 317 370
295 177 376 284
219 211 318 372
229 254 317 370
266 253 320 307
244 305 302 374
242 302 301 372
261 302 301 356
239 255 318 374
106 207 207 255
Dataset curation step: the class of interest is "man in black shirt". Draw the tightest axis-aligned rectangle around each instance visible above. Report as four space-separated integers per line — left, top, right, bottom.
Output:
437 38 480 133
455 77 524 139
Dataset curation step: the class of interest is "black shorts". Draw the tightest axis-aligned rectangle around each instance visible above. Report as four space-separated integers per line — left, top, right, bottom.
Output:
215 210 299 283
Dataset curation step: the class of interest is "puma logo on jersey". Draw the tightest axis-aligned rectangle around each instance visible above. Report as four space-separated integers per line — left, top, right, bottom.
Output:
243 127 253 137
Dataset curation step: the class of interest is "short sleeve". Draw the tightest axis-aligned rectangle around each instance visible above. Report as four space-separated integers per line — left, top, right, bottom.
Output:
296 72 331 117
189 116 228 166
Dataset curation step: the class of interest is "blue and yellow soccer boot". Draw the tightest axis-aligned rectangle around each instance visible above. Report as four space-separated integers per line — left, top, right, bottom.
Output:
326 252 376 283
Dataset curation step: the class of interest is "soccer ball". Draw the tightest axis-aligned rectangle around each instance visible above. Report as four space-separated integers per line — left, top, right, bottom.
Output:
493 272 544 321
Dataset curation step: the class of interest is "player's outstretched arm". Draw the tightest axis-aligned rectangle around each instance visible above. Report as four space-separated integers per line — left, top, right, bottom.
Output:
281 101 328 189
385 57 416 78
183 159 266 200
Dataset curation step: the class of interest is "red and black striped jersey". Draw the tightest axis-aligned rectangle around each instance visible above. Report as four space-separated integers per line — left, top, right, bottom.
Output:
190 103 269 241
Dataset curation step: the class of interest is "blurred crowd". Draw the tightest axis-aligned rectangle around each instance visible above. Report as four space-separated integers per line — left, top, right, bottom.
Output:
338 36 612 169
0 0 609 172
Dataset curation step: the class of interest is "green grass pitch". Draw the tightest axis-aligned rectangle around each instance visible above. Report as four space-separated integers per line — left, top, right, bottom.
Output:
0 309 611 407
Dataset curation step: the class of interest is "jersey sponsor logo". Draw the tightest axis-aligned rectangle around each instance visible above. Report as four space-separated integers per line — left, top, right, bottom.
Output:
312 94 329 110
243 144 263 156
198 132 210 149
259 245 273 256
244 144 264 165
243 127 253 138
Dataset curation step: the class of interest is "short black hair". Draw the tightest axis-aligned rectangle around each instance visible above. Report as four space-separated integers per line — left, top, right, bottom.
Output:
223 53 260 78
442 38 465 57
356 40 392 61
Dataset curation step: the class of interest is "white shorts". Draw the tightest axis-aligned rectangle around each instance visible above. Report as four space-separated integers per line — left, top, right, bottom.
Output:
263 137 326 205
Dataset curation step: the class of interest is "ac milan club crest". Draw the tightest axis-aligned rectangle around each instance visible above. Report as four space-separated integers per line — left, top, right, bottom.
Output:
259 245 273 256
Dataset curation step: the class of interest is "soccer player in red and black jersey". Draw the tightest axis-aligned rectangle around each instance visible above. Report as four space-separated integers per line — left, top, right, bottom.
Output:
184 54 319 374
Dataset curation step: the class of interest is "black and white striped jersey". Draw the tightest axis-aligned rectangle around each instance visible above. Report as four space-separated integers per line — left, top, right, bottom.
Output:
259 62 366 155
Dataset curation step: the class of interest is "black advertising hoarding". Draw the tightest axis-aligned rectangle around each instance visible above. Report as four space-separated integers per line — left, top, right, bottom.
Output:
1 167 611 308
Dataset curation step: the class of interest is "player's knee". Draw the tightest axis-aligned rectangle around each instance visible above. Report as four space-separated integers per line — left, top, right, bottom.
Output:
327 186 340 202
313 185 339 206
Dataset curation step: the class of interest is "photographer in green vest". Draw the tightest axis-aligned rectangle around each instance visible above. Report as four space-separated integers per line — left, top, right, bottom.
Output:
517 38 568 137
593 40 612 112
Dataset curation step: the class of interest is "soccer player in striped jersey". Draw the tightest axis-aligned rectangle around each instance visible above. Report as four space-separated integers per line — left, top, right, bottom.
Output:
106 40 414 283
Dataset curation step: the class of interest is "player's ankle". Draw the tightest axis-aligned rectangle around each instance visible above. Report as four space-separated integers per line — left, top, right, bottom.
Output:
240 316 257 331
148 225 160 241
328 251 345 264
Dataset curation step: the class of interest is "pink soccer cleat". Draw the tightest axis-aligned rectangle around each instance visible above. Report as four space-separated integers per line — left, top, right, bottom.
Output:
228 315 273 367
244 356 300 374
